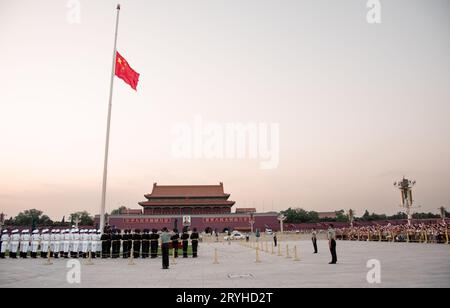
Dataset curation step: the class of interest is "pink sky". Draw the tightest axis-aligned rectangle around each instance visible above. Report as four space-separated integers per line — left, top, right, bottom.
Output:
0 0 449 220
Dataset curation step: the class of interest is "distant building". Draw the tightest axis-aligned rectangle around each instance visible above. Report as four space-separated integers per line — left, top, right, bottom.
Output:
318 212 337 219
119 208 142 215
235 208 257 214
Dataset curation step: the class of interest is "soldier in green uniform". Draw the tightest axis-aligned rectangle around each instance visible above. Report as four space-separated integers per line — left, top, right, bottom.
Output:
160 227 171 269
327 224 337 264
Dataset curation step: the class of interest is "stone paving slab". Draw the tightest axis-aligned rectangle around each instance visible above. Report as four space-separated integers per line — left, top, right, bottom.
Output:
0 240 448 288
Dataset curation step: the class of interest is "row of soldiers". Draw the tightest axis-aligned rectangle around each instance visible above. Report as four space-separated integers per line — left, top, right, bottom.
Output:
0 228 102 259
100 228 200 259
0 227 200 260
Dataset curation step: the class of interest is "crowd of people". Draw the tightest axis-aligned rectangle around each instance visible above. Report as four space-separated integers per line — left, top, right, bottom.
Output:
0 225 200 269
334 222 449 243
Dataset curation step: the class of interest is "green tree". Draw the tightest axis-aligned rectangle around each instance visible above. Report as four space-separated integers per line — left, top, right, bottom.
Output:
110 206 127 216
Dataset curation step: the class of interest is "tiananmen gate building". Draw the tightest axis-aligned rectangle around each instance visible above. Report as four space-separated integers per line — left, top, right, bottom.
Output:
97 183 280 232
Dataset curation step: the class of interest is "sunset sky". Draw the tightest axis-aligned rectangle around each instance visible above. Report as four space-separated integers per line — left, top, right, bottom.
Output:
1 0 449 220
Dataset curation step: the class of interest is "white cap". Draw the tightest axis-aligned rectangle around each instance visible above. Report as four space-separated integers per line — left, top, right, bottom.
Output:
12 229 19 233
55 229 60 233
2 230 8 233
32 230 39 234
22 229 29 233
42 229 49 233
97 229 101 233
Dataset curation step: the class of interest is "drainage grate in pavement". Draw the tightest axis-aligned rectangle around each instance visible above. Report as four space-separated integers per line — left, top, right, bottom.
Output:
227 273 254 279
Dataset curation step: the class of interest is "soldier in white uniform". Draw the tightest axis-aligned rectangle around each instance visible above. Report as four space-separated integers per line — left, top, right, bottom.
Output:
30 229 41 258
40 229 50 258
80 229 88 258
10 229 20 259
71 228 80 258
87 229 95 258
0 230 9 258
20 229 30 258
52 229 61 259
63 229 71 258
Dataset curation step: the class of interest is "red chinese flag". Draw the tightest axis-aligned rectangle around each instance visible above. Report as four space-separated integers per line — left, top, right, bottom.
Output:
115 51 140 90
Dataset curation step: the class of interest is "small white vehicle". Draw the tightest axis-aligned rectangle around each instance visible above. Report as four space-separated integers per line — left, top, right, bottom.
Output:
265 229 273 235
224 231 245 240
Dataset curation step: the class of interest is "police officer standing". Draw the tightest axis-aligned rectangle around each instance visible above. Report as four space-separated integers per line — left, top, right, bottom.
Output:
171 229 180 258
150 229 159 258
141 229 150 258
133 229 142 258
181 227 190 258
190 228 199 258
312 228 318 254
160 227 171 269
328 224 337 264
273 232 278 247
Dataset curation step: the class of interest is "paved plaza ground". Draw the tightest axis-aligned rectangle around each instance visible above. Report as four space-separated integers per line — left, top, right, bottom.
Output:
0 240 449 288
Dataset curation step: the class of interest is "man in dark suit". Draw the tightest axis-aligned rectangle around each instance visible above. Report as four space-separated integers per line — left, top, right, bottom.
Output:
190 228 199 258
171 229 180 258
181 228 190 258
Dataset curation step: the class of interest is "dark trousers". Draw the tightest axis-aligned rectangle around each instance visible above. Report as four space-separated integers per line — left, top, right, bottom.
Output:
172 241 179 258
312 238 318 253
182 241 188 258
161 243 170 269
122 242 129 258
274 238 277 247
330 239 337 263
192 240 198 258
142 241 150 258
133 242 141 258
151 241 158 258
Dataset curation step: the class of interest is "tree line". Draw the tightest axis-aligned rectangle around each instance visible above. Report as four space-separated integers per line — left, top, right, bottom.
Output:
2 209 95 227
280 207 450 224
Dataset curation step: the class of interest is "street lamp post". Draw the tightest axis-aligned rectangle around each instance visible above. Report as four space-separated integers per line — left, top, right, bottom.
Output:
394 177 416 226
277 214 286 240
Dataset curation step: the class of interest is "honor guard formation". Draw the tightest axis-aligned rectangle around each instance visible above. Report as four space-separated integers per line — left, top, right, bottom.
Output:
0 226 200 269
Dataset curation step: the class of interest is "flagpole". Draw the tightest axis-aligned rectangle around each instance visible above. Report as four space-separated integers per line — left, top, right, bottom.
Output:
100 4 121 233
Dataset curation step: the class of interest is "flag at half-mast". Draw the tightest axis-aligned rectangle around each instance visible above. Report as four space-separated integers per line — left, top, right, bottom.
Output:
115 51 140 90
